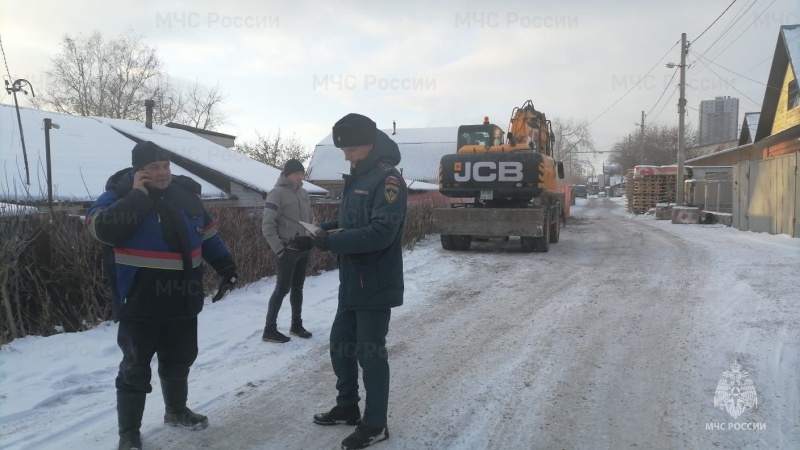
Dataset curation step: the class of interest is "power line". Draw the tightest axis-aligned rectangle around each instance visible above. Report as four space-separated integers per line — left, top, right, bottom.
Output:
695 0 759 61
588 40 679 126
646 69 678 117
691 49 786 93
690 53 761 106
651 84 680 122
0 34 13 81
693 0 738 44
709 0 775 61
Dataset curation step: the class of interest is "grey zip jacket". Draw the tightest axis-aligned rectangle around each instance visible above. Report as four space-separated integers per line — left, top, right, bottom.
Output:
261 175 314 255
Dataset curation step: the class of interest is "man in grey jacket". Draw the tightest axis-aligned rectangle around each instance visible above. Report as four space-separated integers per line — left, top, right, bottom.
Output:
261 159 315 343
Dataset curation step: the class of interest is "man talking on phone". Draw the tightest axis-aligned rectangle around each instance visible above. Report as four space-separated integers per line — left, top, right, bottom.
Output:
85 141 238 450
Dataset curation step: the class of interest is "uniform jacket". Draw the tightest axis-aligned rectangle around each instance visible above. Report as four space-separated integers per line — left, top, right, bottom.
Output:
85 168 236 322
261 175 315 255
323 130 408 310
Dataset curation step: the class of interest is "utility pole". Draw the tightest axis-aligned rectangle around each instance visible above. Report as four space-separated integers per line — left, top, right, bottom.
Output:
44 118 60 215
676 32 687 206
640 111 646 164
5 79 35 185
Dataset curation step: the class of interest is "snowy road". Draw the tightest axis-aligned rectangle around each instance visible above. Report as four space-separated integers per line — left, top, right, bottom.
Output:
146 197 800 450
2 197 798 449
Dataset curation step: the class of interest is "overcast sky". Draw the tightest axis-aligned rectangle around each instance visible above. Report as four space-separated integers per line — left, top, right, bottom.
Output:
1 0 797 172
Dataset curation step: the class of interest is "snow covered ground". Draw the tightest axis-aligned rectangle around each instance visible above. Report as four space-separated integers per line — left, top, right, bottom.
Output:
1 196 798 449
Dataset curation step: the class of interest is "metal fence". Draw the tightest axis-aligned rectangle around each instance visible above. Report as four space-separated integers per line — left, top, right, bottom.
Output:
686 172 734 213
733 152 799 237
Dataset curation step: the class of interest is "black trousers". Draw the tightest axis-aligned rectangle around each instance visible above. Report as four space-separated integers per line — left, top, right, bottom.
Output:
115 318 198 394
266 249 310 325
329 308 392 429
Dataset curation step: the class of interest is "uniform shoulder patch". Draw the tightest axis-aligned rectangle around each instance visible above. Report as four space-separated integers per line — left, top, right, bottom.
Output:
384 175 401 185
264 201 278 211
384 183 400 203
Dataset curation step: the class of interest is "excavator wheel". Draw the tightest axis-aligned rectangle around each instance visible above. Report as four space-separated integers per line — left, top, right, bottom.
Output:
452 235 472 251
520 237 536 252
440 234 456 250
532 221 551 253
549 209 561 244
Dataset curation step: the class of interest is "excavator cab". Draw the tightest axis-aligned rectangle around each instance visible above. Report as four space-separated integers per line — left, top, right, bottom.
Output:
457 124 505 151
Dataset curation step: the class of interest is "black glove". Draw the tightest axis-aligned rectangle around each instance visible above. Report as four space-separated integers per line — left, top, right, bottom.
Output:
212 273 238 303
287 235 313 251
313 229 330 251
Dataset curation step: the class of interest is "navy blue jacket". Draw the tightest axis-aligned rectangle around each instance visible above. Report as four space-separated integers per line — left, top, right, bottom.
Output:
324 130 408 310
86 168 236 321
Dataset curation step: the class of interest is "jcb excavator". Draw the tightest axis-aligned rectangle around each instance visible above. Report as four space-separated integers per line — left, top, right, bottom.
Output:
432 100 565 252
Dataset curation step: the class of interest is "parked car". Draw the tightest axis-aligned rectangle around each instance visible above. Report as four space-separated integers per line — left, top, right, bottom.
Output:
575 185 588 198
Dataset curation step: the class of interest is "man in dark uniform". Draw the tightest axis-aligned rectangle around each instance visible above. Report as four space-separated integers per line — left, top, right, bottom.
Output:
311 113 407 449
85 141 238 450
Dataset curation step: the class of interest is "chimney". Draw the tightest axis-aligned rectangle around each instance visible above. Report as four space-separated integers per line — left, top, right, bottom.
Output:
144 99 155 129
392 120 396 135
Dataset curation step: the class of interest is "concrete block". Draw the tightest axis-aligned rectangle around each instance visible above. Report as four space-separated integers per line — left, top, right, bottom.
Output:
655 204 672 220
671 206 700 224
700 211 733 226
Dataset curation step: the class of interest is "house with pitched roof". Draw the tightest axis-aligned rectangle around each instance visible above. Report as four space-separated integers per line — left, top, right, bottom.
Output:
307 123 454 198
686 24 799 236
738 112 760 145
0 104 327 211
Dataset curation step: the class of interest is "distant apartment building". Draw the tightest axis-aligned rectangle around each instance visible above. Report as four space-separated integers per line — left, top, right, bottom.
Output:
699 96 739 145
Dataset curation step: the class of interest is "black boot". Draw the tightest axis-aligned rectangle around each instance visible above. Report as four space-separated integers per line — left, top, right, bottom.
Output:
313 404 361 426
290 317 312 339
117 391 146 450
262 323 290 343
161 378 208 430
341 424 390 449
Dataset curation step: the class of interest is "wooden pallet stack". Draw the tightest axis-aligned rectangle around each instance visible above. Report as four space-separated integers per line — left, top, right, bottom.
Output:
627 172 678 214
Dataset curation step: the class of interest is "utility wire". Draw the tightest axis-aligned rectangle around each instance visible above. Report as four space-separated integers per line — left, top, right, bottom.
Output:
646 69 678 117
691 53 761 106
0 34 13 81
588 41 679 126
695 0 759 61
709 0 775 61
691 49 787 93
693 0 738 44
651 85 680 122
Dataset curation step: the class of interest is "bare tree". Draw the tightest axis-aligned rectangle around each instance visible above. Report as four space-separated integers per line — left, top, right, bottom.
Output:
178 81 227 130
36 31 227 130
38 31 161 119
234 130 311 170
607 123 699 172
551 117 596 184
149 75 183 125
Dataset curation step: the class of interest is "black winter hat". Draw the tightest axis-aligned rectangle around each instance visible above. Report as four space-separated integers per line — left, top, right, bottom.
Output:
132 141 170 171
283 158 305 176
332 113 377 148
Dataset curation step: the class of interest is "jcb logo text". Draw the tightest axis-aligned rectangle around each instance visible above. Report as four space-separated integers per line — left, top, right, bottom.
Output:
453 162 523 182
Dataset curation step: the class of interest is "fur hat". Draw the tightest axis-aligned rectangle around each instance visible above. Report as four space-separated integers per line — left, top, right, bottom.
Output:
332 113 377 148
282 158 305 176
132 141 170 171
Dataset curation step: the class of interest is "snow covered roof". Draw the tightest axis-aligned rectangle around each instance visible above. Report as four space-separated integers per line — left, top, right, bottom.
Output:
784 24 800 80
0 104 225 202
0 201 39 216
308 127 458 182
739 112 760 144
0 104 326 203
745 112 760 138
406 179 440 191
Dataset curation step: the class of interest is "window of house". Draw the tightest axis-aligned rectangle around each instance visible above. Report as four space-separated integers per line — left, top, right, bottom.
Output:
789 79 799 110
